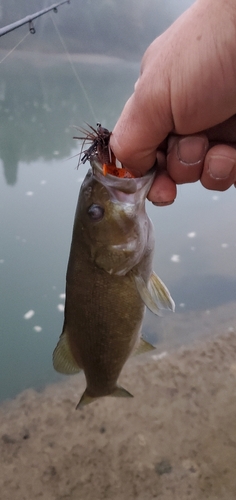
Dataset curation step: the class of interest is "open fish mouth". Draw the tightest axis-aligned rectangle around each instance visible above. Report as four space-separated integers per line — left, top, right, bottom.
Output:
74 122 156 198
90 155 156 203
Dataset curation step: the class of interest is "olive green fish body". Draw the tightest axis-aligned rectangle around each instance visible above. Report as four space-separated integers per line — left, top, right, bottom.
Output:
53 156 174 408
65 259 145 398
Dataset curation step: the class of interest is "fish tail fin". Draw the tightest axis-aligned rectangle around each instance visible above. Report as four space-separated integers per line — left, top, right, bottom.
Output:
110 386 134 399
76 390 98 409
76 386 133 409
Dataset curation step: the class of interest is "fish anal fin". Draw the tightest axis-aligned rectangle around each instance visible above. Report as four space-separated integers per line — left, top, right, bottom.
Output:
53 330 81 375
133 337 156 356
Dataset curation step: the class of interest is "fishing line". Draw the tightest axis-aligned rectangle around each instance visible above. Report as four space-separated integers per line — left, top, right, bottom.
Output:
49 13 97 123
0 30 31 65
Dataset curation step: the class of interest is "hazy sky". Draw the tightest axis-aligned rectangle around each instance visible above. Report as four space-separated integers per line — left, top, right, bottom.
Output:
0 0 195 59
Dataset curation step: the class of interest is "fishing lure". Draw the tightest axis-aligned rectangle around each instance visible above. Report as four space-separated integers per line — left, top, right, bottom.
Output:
73 123 112 166
74 123 134 178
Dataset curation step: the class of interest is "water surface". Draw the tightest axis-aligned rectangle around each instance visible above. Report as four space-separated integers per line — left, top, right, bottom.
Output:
0 50 235 401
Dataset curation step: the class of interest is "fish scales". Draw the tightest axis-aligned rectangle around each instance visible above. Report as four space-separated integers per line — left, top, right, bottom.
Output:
64 204 145 394
53 149 175 408
66 267 144 394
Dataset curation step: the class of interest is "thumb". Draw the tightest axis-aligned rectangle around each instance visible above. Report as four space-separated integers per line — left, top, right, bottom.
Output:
110 75 173 176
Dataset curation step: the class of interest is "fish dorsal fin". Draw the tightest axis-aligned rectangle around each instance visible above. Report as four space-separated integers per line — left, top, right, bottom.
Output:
133 271 175 316
133 337 156 356
53 331 81 375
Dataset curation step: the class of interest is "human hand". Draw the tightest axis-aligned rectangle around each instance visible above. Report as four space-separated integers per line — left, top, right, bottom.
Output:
110 0 236 205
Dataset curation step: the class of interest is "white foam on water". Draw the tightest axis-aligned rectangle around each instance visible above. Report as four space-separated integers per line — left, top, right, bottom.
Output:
33 326 42 332
170 254 180 263
26 191 34 196
57 304 64 312
23 310 35 320
187 232 196 238
59 293 66 299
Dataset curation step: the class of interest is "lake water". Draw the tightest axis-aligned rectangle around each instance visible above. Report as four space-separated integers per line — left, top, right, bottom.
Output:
0 48 235 402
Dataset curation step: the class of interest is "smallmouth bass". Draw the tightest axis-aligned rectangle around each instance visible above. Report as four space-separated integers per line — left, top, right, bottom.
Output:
53 132 174 409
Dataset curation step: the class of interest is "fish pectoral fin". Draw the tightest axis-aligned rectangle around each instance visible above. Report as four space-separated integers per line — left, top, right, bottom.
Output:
133 272 175 316
148 271 175 312
133 273 162 316
53 330 81 375
133 337 156 356
76 386 133 409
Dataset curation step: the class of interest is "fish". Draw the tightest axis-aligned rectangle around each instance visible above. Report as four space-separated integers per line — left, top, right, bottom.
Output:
53 140 175 409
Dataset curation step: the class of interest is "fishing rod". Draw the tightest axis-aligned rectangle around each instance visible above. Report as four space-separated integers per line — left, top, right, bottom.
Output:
0 0 70 37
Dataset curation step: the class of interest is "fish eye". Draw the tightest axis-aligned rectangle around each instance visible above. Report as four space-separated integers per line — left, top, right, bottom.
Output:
87 204 104 221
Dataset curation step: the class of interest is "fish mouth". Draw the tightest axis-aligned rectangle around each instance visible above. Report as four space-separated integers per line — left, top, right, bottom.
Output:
90 155 156 200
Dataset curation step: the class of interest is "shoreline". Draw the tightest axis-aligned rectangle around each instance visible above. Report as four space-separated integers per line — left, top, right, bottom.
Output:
1 330 236 499
0 48 139 68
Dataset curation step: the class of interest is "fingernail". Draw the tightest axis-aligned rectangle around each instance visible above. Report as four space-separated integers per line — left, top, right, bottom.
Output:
208 156 235 180
177 136 207 165
152 200 175 207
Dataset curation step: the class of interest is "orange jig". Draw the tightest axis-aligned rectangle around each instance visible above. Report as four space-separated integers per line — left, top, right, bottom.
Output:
102 163 135 178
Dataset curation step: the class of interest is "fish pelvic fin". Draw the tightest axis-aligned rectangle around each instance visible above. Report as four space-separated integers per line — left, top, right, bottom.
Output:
134 271 175 316
76 386 133 409
53 330 81 375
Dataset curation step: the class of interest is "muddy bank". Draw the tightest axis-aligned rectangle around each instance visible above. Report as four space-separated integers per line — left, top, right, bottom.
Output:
1 331 236 499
